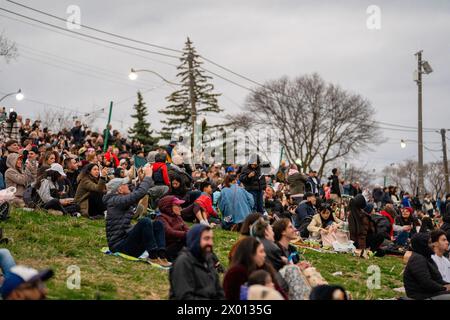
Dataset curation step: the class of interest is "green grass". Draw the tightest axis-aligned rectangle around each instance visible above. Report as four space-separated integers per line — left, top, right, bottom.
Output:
1 208 404 300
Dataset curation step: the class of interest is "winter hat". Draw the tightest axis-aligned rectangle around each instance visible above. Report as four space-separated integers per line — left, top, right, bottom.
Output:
403 207 414 214
411 233 434 260
186 224 210 261
147 151 158 164
157 195 185 215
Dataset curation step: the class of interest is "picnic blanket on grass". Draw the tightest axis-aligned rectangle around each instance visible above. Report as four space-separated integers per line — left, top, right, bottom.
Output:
100 247 169 270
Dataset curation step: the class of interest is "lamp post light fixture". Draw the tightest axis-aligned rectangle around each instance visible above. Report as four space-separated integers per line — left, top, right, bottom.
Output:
128 68 180 86
400 139 407 149
0 89 24 103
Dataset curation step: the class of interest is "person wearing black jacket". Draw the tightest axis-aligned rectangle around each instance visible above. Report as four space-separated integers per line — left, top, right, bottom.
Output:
329 168 341 203
70 121 85 147
294 192 317 236
63 157 80 198
103 165 170 268
403 233 450 299
169 224 224 300
239 154 266 213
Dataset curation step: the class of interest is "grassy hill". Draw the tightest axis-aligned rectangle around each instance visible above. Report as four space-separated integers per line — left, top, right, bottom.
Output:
0 208 404 300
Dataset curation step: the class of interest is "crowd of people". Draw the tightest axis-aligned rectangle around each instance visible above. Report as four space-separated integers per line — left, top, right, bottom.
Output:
1 109 450 300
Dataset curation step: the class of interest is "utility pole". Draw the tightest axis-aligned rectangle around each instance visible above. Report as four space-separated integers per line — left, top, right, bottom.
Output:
415 50 425 200
187 52 197 161
441 128 450 194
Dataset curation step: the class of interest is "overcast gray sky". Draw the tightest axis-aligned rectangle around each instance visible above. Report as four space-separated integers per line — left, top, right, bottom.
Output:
1 0 449 179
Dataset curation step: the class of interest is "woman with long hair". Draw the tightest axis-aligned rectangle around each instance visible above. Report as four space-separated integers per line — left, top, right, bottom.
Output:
36 164 80 216
348 194 384 256
74 163 108 218
223 236 287 300
307 202 343 239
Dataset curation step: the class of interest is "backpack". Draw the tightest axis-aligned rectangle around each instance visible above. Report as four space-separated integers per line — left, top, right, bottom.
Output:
298 215 313 238
23 185 43 209
152 168 164 185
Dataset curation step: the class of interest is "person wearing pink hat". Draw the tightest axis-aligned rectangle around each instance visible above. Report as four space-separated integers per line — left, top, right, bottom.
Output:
156 195 190 262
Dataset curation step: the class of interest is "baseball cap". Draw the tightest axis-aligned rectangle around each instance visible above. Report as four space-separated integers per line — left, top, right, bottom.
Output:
78 147 87 155
226 166 235 173
1 265 54 299
46 163 66 177
402 207 414 214
106 177 130 194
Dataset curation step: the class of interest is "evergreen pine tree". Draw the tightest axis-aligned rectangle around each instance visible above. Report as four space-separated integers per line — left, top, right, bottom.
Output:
159 37 222 141
128 91 158 152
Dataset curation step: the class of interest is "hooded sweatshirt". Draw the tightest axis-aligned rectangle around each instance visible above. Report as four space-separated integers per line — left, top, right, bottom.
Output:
169 224 225 300
5 153 36 198
403 233 449 299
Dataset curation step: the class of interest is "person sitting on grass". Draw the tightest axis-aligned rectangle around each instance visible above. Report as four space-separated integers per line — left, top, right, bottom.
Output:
431 230 450 283
5 153 37 208
169 224 224 300
403 233 450 300
307 202 343 240
35 163 81 217
240 269 284 300
1 265 53 300
0 248 16 278
74 163 107 219
181 181 219 226
104 164 171 268
228 213 262 264
156 195 190 262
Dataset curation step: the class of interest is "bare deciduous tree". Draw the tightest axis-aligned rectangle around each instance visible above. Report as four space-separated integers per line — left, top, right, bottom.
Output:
228 73 380 177
382 159 440 195
0 32 18 63
37 108 77 132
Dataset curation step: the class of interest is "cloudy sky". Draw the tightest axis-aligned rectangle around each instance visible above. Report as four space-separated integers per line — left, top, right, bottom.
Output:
1 0 449 179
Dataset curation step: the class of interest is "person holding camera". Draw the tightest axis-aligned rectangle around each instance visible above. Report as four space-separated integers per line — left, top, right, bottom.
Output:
239 154 266 214
73 163 107 218
104 164 171 268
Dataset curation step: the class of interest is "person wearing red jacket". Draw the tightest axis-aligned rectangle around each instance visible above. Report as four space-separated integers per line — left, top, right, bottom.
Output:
380 205 396 240
181 181 218 226
152 153 170 186
104 146 119 168
156 195 190 262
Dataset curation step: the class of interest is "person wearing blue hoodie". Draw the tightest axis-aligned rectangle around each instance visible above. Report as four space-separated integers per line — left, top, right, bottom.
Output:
169 224 225 300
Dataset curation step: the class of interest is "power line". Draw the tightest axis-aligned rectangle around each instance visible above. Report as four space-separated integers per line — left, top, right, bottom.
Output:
6 0 184 54
0 13 179 69
17 43 163 88
0 7 181 59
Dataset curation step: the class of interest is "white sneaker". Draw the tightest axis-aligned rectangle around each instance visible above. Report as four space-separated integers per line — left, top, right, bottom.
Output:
74 212 81 218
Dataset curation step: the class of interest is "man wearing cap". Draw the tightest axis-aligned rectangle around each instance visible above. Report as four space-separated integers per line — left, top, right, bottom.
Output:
35 163 81 216
70 120 85 147
1 265 53 300
104 164 171 268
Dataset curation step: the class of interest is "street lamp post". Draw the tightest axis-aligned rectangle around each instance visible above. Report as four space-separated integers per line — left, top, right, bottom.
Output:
0 89 24 103
414 50 432 200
